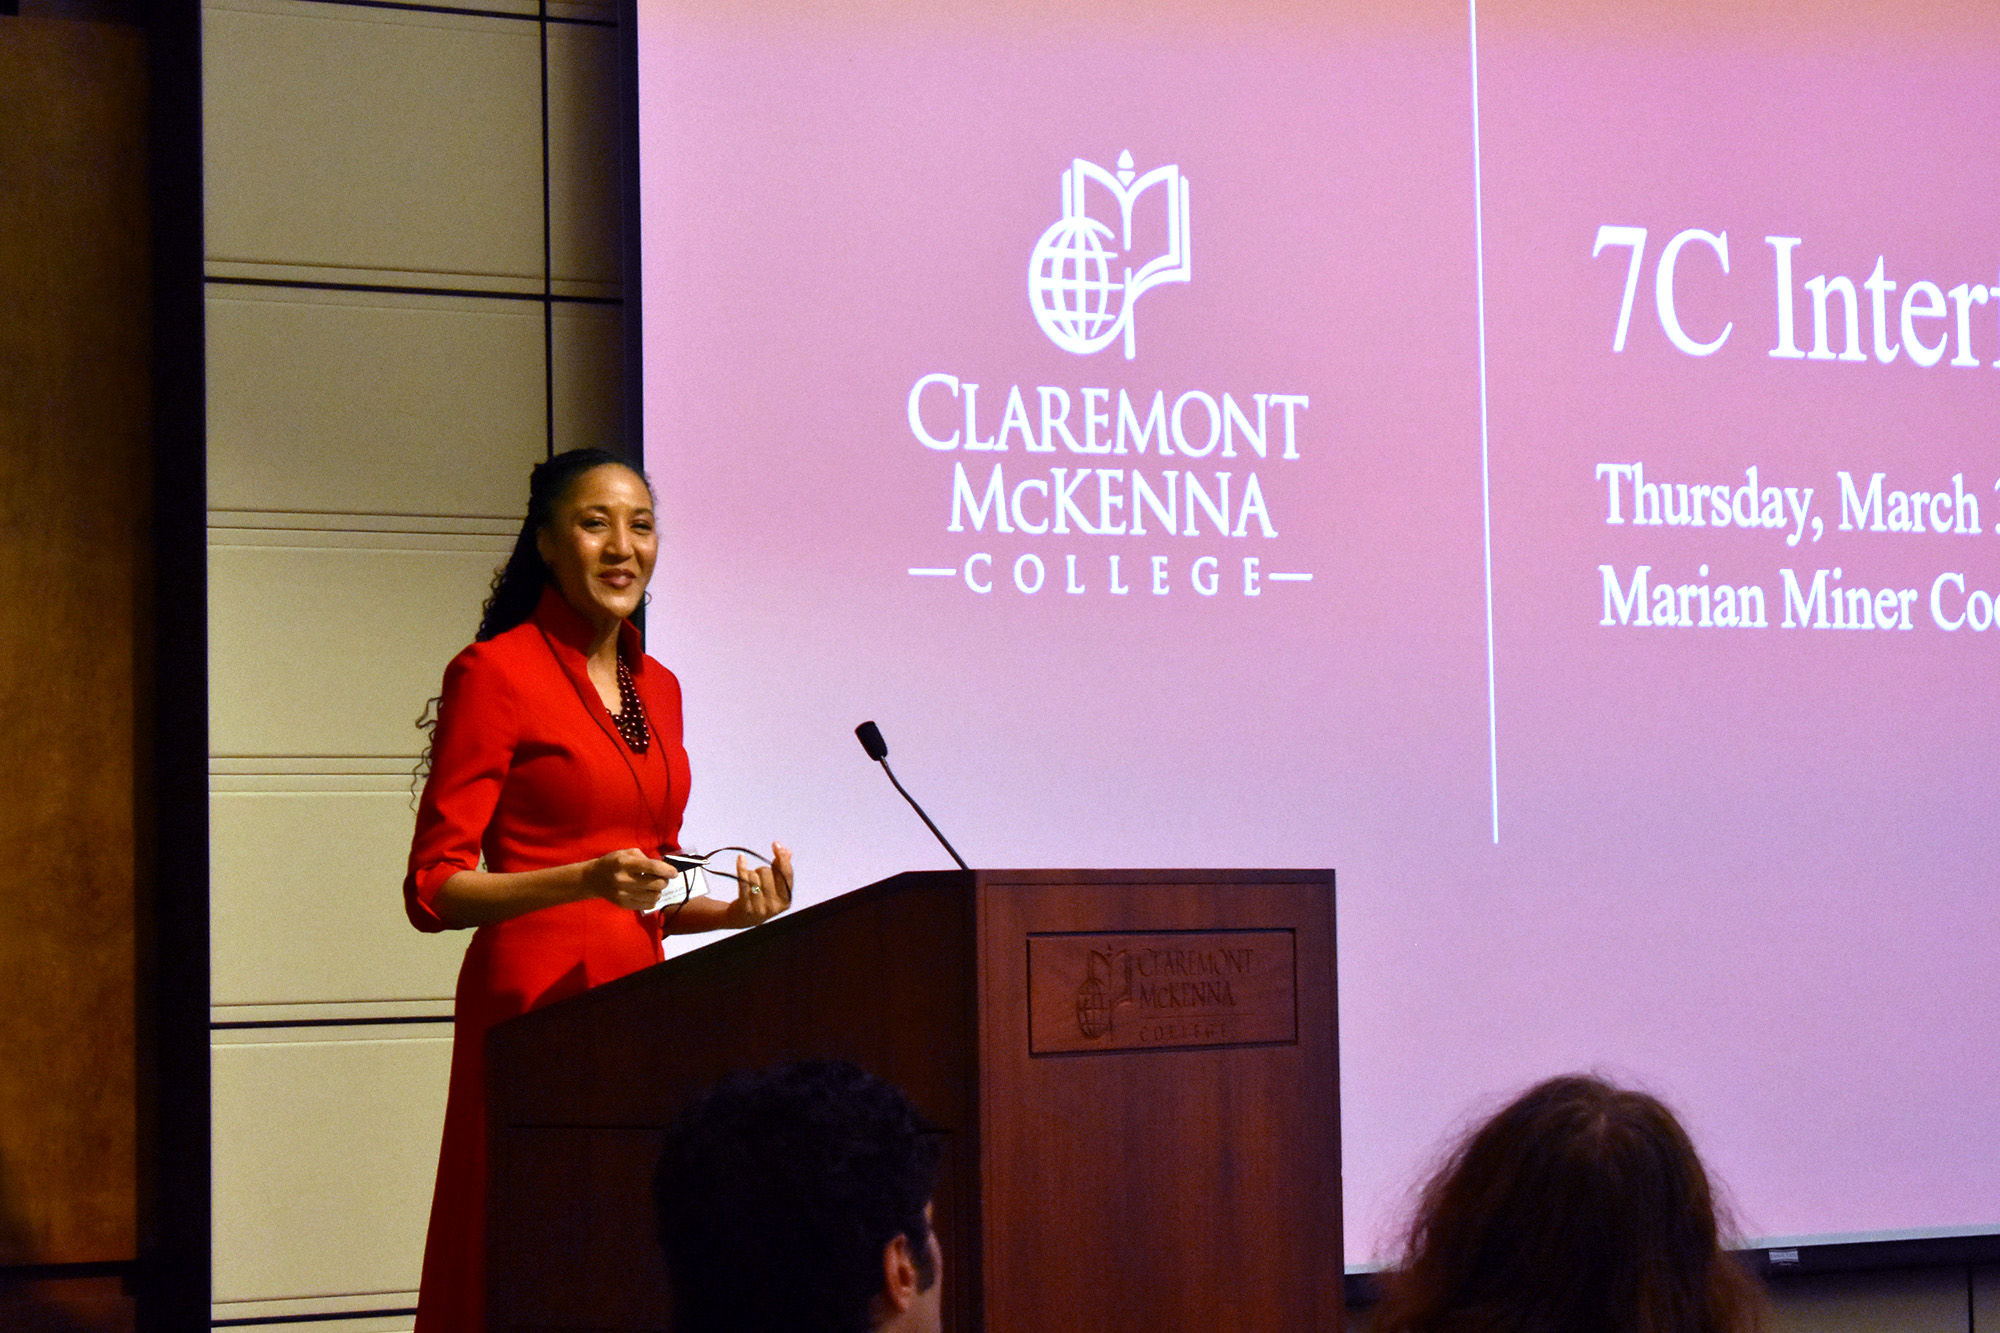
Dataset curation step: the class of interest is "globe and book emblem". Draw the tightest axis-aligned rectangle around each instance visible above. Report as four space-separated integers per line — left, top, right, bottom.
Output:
1029 150 1192 360
1074 946 1134 1040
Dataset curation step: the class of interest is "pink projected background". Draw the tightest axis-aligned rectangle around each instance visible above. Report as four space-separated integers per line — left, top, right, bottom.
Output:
636 0 2000 1264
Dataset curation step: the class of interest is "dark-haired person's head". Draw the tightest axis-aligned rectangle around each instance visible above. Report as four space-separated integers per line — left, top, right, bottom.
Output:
655 1060 942 1333
414 447 658 787
478 446 656 642
1375 1074 1765 1333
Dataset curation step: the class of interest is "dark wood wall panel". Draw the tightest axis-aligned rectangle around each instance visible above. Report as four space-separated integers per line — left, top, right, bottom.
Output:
0 13 150 1269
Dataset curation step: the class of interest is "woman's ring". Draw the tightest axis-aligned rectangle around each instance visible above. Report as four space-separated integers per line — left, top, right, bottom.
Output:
750 885 761 894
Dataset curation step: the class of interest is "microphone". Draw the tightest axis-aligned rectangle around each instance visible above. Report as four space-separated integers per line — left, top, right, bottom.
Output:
853 721 970 871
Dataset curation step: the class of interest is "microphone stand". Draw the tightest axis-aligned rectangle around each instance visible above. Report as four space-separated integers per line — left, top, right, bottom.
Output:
875 755 969 871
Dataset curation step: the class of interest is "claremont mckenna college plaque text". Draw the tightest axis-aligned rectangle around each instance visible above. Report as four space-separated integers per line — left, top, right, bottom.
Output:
1027 930 1298 1055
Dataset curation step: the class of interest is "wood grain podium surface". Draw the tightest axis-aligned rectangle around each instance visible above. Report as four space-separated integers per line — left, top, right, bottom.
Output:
487 869 1339 1333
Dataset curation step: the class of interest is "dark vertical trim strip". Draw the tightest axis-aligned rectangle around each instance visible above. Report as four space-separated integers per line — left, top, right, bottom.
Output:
616 0 642 647
540 0 554 460
140 0 210 1325
617 0 641 473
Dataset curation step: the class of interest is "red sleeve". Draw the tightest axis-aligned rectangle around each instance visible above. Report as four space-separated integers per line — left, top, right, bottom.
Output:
404 643 520 932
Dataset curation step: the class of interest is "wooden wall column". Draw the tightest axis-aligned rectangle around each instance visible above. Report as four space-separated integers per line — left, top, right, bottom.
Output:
0 8 153 1330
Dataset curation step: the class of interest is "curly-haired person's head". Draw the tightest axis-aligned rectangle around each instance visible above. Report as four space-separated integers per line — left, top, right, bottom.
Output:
655 1060 942 1333
1374 1074 1766 1333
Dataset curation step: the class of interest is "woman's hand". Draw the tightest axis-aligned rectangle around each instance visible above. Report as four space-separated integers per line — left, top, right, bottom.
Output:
582 847 683 911
723 842 793 928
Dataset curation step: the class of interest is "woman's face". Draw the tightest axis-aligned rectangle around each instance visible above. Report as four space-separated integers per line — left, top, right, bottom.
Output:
535 464 658 631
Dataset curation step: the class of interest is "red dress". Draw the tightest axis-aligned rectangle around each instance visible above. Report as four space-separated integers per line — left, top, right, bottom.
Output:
405 586 690 1333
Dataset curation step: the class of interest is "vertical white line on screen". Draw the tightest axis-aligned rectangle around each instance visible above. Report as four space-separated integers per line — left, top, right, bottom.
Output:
1469 0 1500 844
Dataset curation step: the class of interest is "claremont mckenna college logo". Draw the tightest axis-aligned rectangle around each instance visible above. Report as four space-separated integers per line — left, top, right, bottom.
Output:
1028 150 1191 360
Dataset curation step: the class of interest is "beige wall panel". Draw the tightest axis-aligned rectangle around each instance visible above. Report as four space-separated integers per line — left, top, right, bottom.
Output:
203 0 541 279
208 289 546 518
551 302 623 455
547 21 619 289
209 540 512 757
212 790 465 1007
212 1032 449 1303
1769 1268 1965 1333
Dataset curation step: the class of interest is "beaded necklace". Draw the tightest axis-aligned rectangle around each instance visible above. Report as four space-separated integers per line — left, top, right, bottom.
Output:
611 656 650 753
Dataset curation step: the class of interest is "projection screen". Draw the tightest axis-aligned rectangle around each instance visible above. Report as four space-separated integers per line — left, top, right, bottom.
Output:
632 0 2000 1265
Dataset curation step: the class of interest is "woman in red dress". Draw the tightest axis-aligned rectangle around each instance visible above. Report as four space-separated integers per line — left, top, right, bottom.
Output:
404 447 793 1333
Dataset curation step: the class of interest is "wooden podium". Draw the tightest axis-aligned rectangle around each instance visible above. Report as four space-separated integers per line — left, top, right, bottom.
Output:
487 868 1340 1332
